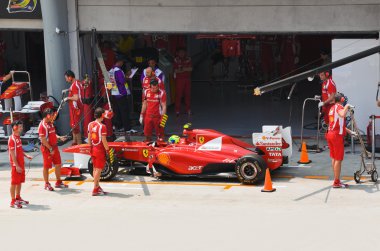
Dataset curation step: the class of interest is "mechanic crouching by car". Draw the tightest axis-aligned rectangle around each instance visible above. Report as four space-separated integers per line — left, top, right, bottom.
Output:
139 79 167 142
326 93 356 188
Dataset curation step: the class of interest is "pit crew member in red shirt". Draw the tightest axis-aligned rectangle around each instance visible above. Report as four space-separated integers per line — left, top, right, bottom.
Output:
173 47 193 116
140 79 167 141
64 70 83 145
88 107 110 196
318 71 337 125
326 93 356 188
38 108 68 191
8 120 32 209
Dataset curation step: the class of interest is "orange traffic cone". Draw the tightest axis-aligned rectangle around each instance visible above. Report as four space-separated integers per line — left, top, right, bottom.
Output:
261 168 276 192
298 141 312 164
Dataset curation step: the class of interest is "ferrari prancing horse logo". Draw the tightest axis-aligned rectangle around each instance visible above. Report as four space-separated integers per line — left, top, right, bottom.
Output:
199 136 205 144
143 149 149 158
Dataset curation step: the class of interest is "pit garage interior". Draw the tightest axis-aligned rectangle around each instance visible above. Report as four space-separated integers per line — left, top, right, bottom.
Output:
79 32 378 138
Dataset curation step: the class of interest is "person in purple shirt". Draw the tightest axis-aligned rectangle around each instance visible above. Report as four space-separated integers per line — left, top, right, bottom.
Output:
109 58 132 141
140 58 166 84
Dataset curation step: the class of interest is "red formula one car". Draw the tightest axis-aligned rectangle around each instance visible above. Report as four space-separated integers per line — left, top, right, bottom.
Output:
63 126 291 184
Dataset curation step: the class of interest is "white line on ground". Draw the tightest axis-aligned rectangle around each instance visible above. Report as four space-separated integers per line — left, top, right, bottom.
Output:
99 187 143 190
273 185 288 188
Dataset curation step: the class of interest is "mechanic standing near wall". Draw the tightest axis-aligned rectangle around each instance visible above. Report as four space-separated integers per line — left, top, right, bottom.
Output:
140 79 167 141
88 107 110 196
38 108 68 191
173 47 193 116
318 71 337 125
326 93 355 188
109 58 132 141
8 120 32 209
64 70 83 145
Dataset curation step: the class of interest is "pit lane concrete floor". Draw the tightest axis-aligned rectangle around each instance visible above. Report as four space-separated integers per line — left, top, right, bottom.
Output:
0 139 379 251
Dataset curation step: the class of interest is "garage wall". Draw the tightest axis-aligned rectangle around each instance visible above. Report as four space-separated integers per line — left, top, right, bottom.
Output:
332 39 380 132
77 0 380 32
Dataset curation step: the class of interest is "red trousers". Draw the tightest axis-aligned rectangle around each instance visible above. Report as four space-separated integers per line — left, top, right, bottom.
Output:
144 115 163 138
175 78 191 113
69 108 81 134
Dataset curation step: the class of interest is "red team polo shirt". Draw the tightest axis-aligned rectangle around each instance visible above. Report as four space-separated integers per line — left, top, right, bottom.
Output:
38 120 61 169
322 78 336 103
69 80 82 111
173 56 192 79
143 89 167 117
38 120 58 146
328 103 346 136
88 121 107 169
8 134 25 185
8 134 24 169
88 121 107 152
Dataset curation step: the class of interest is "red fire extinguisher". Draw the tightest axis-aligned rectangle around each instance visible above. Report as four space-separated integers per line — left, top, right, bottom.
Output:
81 74 94 137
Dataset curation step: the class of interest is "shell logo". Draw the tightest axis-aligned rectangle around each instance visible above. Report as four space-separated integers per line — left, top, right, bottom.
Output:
262 136 267 140
157 153 170 165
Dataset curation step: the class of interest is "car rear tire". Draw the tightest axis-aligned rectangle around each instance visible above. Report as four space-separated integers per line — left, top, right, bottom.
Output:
235 154 266 184
88 156 119 181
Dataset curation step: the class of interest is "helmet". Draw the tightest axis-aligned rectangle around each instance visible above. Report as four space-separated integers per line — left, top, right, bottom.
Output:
183 123 192 130
168 135 180 144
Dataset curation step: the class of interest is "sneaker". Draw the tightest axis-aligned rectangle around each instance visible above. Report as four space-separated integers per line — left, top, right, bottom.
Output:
16 197 29 205
45 182 54 191
10 200 22 209
92 186 108 196
176 112 180 117
55 181 68 188
333 181 348 188
92 187 99 196
98 187 108 195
